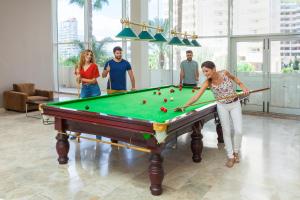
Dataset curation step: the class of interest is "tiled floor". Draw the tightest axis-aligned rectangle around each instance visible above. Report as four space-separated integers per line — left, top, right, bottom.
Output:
0 111 299 200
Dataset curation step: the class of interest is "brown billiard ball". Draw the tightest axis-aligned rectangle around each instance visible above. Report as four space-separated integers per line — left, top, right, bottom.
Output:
192 89 195 93
164 98 167 102
142 100 147 104
158 92 161 95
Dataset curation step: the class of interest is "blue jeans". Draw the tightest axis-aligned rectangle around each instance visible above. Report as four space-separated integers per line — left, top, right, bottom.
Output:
80 83 101 98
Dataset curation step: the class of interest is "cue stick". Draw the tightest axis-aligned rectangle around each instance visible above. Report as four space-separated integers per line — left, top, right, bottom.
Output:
107 63 112 94
68 133 151 153
75 64 81 98
175 87 270 111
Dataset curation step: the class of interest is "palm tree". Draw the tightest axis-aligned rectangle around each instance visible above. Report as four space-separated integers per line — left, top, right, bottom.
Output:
69 0 109 46
62 36 113 67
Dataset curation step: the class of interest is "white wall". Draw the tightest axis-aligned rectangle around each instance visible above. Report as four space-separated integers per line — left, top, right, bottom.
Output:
0 0 53 107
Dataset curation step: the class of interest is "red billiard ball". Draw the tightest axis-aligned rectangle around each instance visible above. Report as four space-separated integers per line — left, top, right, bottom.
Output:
158 92 161 95
160 107 165 111
192 89 195 93
163 108 168 112
164 98 167 102
142 100 147 104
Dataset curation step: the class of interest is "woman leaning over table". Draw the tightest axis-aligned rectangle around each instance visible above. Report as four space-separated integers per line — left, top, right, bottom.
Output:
177 61 249 168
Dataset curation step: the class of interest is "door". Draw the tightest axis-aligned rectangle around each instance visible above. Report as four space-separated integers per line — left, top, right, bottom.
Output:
231 38 268 112
268 37 300 115
231 36 300 115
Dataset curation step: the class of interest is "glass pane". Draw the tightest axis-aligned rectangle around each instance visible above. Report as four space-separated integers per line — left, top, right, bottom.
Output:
236 41 264 107
58 43 85 93
270 40 300 112
149 0 171 87
196 0 228 36
172 38 228 85
173 0 228 37
58 0 84 42
92 0 122 41
233 0 300 35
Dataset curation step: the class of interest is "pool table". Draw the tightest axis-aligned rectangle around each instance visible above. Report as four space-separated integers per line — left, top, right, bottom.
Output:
42 85 247 196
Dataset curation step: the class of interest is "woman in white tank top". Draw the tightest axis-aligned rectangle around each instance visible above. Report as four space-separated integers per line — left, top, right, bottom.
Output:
178 61 249 168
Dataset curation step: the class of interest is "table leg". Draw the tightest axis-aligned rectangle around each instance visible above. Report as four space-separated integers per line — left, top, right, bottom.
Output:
215 115 224 143
149 153 164 196
56 132 69 164
191 122 203 163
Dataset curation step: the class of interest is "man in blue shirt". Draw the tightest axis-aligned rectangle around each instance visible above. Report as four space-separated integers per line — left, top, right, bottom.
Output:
102 46 136 94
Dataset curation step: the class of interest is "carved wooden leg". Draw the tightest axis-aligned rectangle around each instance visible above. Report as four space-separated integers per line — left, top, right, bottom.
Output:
191 122 203 163
149 153 164 196
111 139 118 143
215 115 224 143
56 133 69 164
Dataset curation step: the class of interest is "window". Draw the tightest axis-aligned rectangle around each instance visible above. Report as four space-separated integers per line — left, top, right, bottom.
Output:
54 0 130 93
233 0 300 35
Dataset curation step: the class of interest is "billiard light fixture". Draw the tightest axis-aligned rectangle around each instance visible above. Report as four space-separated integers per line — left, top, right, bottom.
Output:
169 30 201 47
138 24 154 41
117 18 166 42
182 33 192 46
151 26 167 43
191 34 201 47
116 19 138 39
168 30 184 46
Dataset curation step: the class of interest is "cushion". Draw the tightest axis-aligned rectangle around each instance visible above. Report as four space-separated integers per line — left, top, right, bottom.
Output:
27 96 49 101
13 83 35 96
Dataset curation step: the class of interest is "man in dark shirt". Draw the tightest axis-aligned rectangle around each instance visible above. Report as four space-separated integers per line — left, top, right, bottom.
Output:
102 46 136 94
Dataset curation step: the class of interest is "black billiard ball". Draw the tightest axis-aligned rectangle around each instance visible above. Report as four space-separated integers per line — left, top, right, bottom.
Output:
85 105 89 110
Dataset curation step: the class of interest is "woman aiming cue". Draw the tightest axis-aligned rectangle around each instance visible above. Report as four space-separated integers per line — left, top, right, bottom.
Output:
176 61 249 168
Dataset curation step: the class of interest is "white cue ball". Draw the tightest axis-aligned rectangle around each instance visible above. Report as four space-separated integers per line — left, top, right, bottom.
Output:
170 97 174 101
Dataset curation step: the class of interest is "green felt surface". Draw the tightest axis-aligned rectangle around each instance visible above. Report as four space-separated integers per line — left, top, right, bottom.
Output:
47 86 217 123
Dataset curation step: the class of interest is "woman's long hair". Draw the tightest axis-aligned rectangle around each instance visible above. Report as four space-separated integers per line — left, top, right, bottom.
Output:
77 49 96 70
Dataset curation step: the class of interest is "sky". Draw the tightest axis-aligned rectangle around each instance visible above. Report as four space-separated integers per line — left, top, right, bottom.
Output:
58 0 123 41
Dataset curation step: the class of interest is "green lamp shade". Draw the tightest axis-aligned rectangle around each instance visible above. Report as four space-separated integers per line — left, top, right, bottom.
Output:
191 39 201 47
151 33 167 42
182 38 192 46
116 27 138 39
138 31 154 40
168 36 184 45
